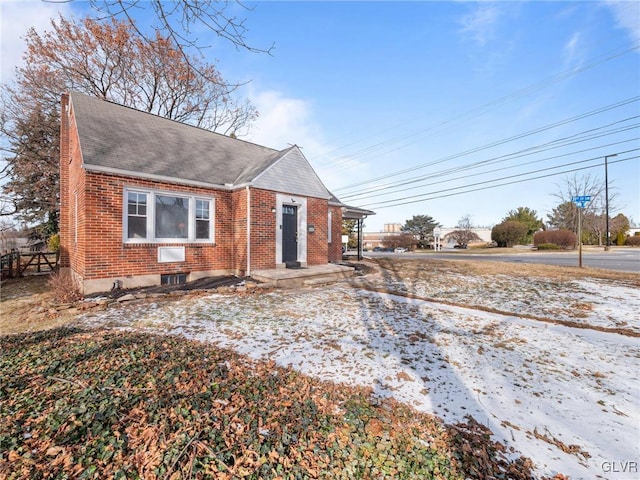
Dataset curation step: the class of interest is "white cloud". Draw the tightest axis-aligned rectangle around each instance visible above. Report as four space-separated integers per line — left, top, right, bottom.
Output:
245 90 321 151
604 0 640 44
0 0 73 84
563 31 585 67
245 89 371 193
458 3 503 47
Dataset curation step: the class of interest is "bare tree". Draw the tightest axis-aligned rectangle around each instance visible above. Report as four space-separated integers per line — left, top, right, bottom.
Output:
551 173 620 246
86 0 274 57
1 15 258 229
444 215 481 248
0 194 18 218
9 16 256 133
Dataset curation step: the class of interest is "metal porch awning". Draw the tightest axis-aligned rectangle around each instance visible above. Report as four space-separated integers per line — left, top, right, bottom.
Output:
330 195 375 261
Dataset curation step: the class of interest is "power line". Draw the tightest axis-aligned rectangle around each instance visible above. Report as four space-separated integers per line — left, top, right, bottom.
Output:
333 96 639 192
340 116 640 200
363 153 634 208
345 138 639 203
311 41 640 171
362 156 638 209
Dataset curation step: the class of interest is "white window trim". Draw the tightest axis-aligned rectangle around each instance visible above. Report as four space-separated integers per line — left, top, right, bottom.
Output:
123 187 215 244
328 210 332 243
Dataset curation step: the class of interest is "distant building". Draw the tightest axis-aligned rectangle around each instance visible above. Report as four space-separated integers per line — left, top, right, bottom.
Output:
363 224 492 250
363 224 403 249
383 223 402 233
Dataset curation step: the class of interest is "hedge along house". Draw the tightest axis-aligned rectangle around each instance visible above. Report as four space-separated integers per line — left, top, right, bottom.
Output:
60 92 373 294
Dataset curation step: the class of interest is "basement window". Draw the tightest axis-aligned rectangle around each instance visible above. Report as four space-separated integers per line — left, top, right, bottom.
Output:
160 273 187 285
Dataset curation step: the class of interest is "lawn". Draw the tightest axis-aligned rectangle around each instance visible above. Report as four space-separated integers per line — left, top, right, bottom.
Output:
1 259 638 478
0 328 534 479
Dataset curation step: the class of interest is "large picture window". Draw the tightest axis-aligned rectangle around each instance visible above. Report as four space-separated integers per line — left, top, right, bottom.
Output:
124 188 214 243
156 195 189 239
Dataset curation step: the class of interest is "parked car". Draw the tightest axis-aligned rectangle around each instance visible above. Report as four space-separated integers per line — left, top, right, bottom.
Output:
453 244 467 249
394 247 408 253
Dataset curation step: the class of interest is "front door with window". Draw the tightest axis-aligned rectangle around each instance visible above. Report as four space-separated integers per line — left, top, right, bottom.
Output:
282 205 298 264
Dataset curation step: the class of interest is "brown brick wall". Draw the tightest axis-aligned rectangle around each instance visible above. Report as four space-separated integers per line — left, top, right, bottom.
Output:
306 197 329 265
60 94 339 287
328 205 343 262
249 189 277 270
79 172 237 280
60 94 88 276
231 188 247 274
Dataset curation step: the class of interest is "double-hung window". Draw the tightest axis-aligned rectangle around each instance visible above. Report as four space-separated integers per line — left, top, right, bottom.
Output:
195 199 211 240
127 192 148 239
124 188 214 243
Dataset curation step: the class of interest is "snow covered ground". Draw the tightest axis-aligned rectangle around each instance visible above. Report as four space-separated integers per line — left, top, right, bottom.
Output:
78 274 640 479
354 271 640 334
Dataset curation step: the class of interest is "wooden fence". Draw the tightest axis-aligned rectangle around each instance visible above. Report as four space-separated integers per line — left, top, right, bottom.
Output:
1 250 59 280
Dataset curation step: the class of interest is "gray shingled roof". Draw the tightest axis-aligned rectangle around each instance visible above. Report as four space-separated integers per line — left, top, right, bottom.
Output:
70 92 284 187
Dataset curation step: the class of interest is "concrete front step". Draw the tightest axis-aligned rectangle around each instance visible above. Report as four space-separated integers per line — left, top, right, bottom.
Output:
303 274 348 287
251 263 354 289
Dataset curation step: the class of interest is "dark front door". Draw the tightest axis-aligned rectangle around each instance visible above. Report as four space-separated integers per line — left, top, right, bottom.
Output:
282 205 298 264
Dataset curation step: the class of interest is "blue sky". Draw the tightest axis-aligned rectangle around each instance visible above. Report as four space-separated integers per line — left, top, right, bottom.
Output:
2 1 639 231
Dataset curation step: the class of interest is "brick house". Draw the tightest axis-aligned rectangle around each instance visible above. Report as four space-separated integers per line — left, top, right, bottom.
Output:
60 92 372 294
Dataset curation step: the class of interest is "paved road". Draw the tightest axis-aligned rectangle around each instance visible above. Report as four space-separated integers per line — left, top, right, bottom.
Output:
360 248 640 273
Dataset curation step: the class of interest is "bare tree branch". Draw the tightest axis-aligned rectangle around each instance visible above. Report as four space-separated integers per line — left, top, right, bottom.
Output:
551 173 621 245
85 0 274 81
2 14 258 229
444 215 482 248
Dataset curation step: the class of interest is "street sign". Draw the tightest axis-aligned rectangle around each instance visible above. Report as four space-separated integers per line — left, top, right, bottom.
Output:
572 195 592 208
433 227 441 237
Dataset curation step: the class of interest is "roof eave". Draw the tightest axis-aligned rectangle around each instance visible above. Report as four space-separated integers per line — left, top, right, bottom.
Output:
341 205 376 219
84 164 252 191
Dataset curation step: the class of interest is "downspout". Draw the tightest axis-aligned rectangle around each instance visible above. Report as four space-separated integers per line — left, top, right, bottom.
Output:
246 186 251 278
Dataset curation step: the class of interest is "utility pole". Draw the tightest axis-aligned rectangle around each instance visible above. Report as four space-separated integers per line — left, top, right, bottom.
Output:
604 153 618 251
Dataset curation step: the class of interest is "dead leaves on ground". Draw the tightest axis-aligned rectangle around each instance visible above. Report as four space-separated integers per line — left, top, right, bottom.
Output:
531 428 591 462
1 328 539 479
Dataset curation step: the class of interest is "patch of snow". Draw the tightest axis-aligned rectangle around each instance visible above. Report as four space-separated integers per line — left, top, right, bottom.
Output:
78 280 640 479
364 273 640 333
